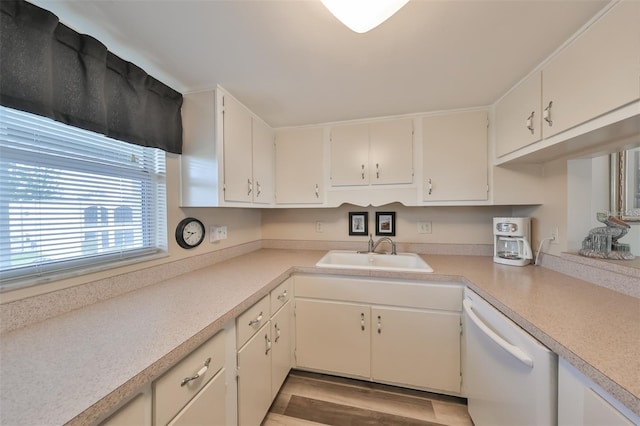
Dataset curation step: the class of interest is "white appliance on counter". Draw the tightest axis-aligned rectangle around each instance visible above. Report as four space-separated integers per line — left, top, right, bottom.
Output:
463 289 558 426
493 217 533 266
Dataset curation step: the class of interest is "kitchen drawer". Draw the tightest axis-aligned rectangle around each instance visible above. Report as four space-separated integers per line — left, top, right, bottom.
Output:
153 331 225 426
295 275 462 312
270 278 292 315
236 295 270 349
167 368 226 426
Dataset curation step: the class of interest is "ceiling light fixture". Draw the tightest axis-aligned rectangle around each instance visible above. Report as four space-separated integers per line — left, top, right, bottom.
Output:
321 0 410 34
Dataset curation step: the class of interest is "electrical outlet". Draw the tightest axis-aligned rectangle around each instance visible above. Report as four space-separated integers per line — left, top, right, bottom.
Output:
418 221 432 234
551 226 559 244
315 221 324 233
210 225 228 242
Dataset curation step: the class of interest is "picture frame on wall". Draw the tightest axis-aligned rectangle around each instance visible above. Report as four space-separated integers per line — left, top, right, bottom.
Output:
375 212 396 236
348 212 368 236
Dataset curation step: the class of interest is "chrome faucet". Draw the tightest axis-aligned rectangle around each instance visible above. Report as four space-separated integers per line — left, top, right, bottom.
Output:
368 234 397 255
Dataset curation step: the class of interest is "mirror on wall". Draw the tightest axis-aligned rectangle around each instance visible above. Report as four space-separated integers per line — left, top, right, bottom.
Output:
568 148 639 262
611 147 640 222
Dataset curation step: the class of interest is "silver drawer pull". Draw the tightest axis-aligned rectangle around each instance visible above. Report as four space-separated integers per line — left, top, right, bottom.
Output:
249 312 263 327
180 357 211 387
277 290 288 301
265 334 272 355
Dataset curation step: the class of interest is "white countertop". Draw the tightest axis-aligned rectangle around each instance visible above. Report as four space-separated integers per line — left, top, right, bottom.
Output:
0 249 638 425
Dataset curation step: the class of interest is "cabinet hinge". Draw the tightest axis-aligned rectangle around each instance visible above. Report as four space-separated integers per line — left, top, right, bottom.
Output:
486 184 489 193
235 367 240 379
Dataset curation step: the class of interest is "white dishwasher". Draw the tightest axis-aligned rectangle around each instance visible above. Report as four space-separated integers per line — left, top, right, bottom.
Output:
463 289 558 426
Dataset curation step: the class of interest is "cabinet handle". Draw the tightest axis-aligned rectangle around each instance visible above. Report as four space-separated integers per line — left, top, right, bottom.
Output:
543 101 553 126
180 357 211 387
361 164 365 180
376 163 380 179
315 184 319 198
360 312 365 331
377 315 381 334
277 289 288 301
247 178 253 196
526 111 535 134
427 178 433 195
256 181 261 197
248 312 263 327
265 334 272 355
274 323 281 343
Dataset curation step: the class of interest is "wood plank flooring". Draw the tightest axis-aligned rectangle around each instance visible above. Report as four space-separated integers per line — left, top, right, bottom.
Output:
262 370 473 426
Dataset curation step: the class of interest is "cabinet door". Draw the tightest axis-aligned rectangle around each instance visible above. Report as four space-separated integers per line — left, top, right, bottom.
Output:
330 123 369 186
295 299 370 378
423 111 488 201
274 127 324 204
494 72 542 157
168 369 226 426
542 1 640 138
371 307 461 394
369 119 414 185
271 301 292 398
223 94 253 203
237 323 272 426
251 117 274 204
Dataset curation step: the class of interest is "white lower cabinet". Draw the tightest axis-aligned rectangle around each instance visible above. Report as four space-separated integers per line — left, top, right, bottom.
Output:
168 370 226 426
237 322 273 426
371 306 461 393
558 358 639 426
294 275 463 395
295 299 371 378
236 279 293 426
153 331 226 426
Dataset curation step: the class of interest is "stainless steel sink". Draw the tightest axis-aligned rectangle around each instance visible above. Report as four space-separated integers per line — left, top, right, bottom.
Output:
315 250 433 273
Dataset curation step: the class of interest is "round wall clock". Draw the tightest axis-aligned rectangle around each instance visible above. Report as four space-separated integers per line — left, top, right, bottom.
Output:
175 217 205 249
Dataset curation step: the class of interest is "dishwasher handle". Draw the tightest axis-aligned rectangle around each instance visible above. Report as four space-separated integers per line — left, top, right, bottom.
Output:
463 299 534 368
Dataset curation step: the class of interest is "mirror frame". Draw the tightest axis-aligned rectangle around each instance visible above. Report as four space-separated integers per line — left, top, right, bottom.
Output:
611 149 640 222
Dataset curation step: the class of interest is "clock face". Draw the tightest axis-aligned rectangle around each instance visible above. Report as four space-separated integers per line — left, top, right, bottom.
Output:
176 218 205 249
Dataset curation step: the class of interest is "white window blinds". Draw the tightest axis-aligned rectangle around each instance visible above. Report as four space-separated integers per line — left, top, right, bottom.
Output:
0 106 167 287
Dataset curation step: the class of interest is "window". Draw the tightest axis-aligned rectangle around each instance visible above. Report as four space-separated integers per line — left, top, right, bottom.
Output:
0 106 167 289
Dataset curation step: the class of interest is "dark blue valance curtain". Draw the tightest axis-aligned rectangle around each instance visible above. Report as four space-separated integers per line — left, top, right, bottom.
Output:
0 0 183 154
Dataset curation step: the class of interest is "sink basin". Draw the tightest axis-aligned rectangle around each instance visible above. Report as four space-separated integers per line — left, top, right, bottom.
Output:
316 250 433 273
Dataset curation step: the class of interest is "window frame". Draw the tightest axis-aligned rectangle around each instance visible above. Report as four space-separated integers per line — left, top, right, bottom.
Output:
0 106 168 291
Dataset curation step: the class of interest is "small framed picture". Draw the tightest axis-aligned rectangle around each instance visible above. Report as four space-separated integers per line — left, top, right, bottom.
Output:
349 212 369 236
375 212 396 236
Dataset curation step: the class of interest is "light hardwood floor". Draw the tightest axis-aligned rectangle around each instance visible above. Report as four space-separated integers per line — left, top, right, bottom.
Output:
263 370 474 426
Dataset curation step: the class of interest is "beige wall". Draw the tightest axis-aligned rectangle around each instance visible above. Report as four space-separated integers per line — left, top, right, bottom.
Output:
262 203 513 246
514 159 569 257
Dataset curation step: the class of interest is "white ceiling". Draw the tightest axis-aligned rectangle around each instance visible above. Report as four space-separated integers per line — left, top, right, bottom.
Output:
31 0 608 128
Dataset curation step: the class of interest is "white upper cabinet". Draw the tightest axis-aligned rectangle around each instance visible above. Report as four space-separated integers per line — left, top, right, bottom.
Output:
369 119 414 185
274 127 324 204
495 72 542 158
251 118 275 204
330 118 413 187
542 1 640 139
422 110 489 202
494 1 640 164
222 93 254 203
180 87 274 207
222 92 274 205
